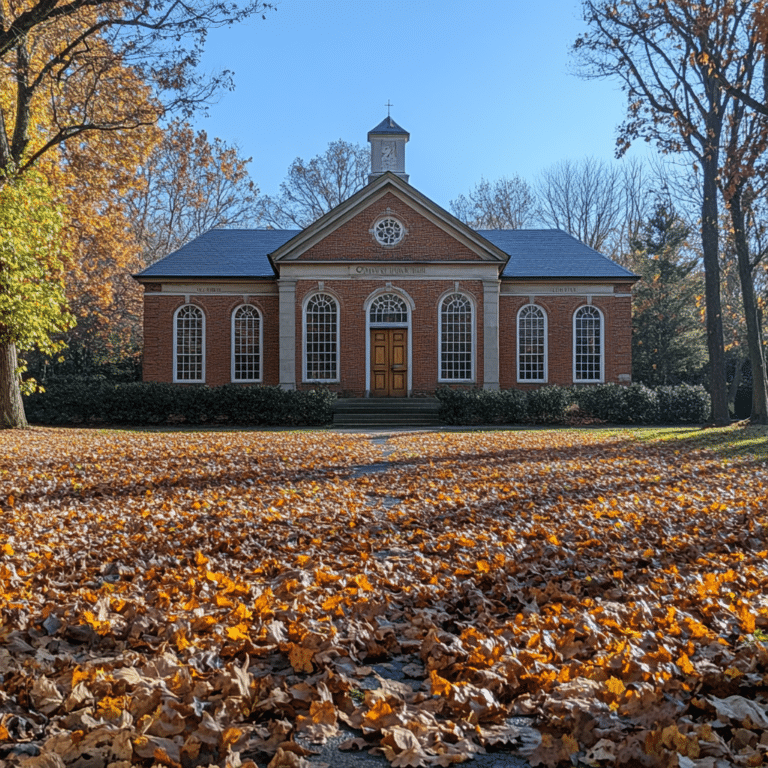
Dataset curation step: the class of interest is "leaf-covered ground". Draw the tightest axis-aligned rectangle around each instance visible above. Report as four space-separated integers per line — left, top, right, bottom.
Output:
1 427 768 768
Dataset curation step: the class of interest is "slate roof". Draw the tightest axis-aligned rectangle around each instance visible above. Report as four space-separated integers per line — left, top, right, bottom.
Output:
136 229 297 278
135 227 636 281
368 116 409 136
481 229 637 280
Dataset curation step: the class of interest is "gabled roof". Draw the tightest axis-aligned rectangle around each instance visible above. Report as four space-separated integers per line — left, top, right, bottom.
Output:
482 229 637 280
368 117 409 136
269 171 509 264
135 229 297 279
134 204 636 282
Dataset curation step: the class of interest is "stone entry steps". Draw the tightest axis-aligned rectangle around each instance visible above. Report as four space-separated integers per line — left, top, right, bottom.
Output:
333 397 442 428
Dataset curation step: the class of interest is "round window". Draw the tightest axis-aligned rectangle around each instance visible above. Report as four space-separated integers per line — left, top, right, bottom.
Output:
373 217 404 246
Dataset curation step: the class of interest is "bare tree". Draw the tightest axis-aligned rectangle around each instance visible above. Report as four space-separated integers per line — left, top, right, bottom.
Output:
534 157 627 255
258 140 370 228
449 175 536 229
573 0 752 425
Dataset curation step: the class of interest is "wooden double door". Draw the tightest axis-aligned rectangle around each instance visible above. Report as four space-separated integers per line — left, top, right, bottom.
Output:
370 328 408 397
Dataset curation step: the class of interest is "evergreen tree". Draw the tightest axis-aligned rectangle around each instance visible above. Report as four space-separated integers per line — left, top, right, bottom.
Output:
630 205 706 386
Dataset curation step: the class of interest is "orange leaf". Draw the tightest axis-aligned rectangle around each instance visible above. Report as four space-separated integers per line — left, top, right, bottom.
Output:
677 653 695 675
221 727 243 748
429 669 452 697
226 623 250 641
194 550 208 567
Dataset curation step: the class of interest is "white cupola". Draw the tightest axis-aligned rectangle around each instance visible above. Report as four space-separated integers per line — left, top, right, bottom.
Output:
368 116 409 184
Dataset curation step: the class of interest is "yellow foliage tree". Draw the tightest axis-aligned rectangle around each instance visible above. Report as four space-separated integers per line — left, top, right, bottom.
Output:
0 0 274 427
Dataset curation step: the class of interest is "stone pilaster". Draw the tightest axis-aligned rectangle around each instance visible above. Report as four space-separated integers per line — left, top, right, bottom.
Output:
278 279 297 390
483 279 500 390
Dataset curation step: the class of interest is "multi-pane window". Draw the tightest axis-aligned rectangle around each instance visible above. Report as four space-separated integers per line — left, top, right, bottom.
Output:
574 306 603 381
174 304 204 382
232 305 261 382
305 293 339 381
439 293 473 381
518 304 546 381
370 293 408 325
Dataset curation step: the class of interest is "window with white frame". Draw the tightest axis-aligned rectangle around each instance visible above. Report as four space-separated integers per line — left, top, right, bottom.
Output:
518 304 547 382
574 305 603 381
369 293 408 325
174 304 204 382
304 293 339 381
232 305 261 382
439 293 473 381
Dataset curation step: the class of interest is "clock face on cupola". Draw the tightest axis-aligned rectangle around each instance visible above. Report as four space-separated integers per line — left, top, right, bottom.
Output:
367 112 409 184
382 142 397 170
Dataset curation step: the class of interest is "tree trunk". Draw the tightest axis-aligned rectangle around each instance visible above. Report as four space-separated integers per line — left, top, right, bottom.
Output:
0 341 29 429
701 155 730 425
727 355 744 414
729 191 768 425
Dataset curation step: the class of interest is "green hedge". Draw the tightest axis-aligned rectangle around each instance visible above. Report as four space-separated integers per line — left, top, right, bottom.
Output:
437 383 711 426
574 382 709 424
25 379 711 428
24 380 336 427
436 386 568 426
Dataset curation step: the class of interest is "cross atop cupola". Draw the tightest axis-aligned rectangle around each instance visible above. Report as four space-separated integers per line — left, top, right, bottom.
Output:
368 115 409 184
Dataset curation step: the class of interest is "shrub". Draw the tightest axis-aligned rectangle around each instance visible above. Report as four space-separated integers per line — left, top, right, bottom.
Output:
498 388 528 423
436 388 492 425
526 385 571 424
656 384 711 423
622 383 660 424
24 381 335 427
574 383 626 423
576 382 710 424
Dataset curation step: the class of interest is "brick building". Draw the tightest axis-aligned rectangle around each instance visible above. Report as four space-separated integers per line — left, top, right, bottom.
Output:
135 117 638 397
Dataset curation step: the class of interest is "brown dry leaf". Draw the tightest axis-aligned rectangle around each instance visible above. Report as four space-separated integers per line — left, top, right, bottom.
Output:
708 695 768 729
288 643 314 673
266 747 310 768
29 676 64 715
380 726 430 767
2 429 768 768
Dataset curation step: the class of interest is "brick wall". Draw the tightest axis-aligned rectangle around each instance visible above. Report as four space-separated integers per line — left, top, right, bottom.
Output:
498 293 632 388
143 292 280 387
144 287 633 392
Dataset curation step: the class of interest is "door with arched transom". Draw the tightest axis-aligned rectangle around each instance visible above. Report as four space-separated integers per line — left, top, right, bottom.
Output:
369 293 409 397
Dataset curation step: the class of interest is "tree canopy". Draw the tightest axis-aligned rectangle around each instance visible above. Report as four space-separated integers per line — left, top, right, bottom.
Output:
0 0 274 427
0 171 73 426
449 176 535 230
573 0 758 424
257 140 370 228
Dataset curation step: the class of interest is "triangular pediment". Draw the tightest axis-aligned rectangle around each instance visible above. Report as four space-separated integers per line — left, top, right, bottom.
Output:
268 173 510 266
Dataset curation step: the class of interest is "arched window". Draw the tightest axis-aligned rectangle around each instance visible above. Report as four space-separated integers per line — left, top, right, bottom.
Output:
439 293 473 382
369 293 408 325
574 306 603 382
304 293 339 381
518 304 547 382
174 304 204 382
232 305 261 382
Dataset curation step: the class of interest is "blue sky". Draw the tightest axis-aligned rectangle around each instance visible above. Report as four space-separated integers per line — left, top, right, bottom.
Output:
197 0 649 209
